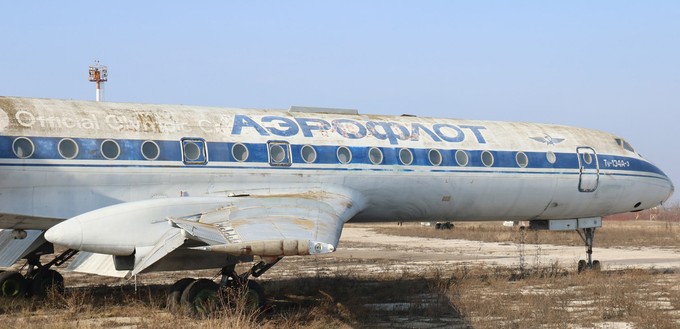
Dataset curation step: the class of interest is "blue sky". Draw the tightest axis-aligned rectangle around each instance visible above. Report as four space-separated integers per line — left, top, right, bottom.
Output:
2 2 679 202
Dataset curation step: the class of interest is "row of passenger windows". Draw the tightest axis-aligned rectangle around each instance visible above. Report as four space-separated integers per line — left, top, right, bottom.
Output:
254 144 541 168
12 137 162 161
10 136 550 168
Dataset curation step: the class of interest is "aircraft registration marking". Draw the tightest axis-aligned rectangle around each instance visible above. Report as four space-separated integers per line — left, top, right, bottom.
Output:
603 159 631 168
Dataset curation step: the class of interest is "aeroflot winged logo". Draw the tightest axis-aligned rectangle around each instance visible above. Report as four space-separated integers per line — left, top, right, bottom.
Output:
230 114 489 145
530 135 565 146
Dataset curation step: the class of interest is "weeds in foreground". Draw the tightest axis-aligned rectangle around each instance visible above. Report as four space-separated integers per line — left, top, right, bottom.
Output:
1 266 679 328
443 266 680 329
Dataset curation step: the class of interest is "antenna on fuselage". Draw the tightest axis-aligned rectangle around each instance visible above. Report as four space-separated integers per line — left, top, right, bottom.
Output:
88 61 108 102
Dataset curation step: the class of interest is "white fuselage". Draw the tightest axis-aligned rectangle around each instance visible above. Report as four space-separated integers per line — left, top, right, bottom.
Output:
0 97 674 231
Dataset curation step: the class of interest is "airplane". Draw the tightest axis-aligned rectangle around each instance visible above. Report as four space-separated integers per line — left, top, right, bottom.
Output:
0 96 674 315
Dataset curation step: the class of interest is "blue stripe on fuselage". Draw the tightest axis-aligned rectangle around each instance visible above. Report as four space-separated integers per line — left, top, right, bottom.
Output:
0 135 666 177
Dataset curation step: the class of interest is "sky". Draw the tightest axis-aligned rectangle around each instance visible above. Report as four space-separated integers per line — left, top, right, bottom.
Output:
1 1 679 202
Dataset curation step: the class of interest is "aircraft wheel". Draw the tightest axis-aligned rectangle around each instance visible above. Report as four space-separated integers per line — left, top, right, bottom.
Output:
577 260 587 273
181 278 220 318
243 280 266 311
0 271 27 298
30 269 64 297
592 260 601 271
167 278 195 312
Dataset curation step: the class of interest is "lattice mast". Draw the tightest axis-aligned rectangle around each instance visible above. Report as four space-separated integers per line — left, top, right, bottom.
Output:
88 61 108 102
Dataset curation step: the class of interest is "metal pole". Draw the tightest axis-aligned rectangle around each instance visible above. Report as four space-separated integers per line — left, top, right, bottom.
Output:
96 81 101 102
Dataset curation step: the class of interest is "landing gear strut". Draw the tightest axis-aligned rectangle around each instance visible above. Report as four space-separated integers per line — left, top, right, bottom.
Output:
528 218 603 273
0 248 77 298
168 257 281 317
577 227 601 272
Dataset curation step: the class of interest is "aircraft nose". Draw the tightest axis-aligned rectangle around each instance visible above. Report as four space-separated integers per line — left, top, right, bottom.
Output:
45 218 83 250
657 167 675 204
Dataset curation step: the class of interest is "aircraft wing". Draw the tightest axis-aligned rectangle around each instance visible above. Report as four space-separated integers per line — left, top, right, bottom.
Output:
58 189 365 277
0 214 62 230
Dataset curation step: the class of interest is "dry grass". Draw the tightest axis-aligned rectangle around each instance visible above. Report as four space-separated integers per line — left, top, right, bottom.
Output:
3 217 680 328
443 266 680 329
2 265 680 328
0 270 459 329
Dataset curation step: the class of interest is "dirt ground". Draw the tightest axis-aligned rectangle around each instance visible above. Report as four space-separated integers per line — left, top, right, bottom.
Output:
336 223 680 271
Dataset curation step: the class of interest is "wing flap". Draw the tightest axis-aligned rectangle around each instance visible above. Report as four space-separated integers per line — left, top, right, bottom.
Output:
171 218 228 245
0 229 45 267
131 228 186 276
67 252 129 278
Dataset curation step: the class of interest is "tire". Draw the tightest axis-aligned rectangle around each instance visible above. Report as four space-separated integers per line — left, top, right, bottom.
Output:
181 279 219 318
577 260 587 273
0 271 27 298
30 269 65 297
244 280 266 311
592 260 601 271
167 278 195 312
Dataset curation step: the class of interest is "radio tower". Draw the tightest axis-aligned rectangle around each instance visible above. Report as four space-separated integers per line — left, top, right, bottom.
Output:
88 61 108 102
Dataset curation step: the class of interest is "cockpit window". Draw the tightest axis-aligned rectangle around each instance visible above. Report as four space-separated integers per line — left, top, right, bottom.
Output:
615 138 635 153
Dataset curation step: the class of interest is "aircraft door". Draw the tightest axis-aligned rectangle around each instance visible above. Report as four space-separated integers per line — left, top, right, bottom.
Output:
577 147 599 192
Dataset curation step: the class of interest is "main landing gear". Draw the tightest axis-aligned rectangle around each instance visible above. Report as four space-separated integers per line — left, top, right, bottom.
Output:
435 222 454 230
0 248 77 298
167 257 281 317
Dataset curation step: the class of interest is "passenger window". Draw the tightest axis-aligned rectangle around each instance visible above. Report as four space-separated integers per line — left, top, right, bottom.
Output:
268 141 291 166
58 138 79 159
101 140 121 160
428 149 442 166
516 152 528 168
399 148 413 165
482 151 494 167
369 147 383 165
455 150 469 167
546 151 557 164
301 145 317 163
182 138 207 165
337 146 352 164
232 143 249 162
12 137 35 159
141 141 160 160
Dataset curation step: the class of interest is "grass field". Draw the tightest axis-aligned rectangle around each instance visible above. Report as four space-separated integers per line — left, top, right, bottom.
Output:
376 206 680 249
